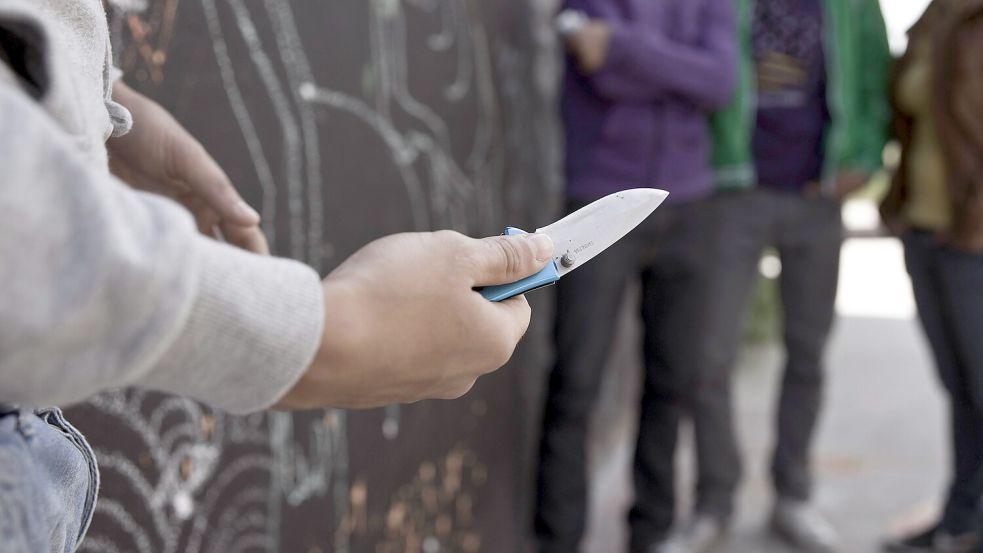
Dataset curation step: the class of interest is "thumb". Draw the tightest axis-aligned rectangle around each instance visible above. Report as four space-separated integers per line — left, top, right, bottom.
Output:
470 233 554 287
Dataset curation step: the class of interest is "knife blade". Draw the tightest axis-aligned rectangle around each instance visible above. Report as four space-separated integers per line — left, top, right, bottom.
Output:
480 188 669 301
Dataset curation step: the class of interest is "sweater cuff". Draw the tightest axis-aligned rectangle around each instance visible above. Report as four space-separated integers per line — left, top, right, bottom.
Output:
138 238 324 414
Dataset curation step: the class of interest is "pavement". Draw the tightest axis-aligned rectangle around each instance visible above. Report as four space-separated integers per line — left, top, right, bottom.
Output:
582 237 950 553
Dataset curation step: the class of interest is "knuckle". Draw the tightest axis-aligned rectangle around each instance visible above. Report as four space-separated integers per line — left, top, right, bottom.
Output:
497 297 531 343
434 379 474 401
434 229 465 244
161 137 182 180
492 237 524 279
435 231 470 263
212 174 237 198
488 333 518 369
452 380 477 399
514 302 532 335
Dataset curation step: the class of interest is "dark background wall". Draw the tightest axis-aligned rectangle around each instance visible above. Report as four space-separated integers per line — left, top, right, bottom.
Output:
70 1 561 551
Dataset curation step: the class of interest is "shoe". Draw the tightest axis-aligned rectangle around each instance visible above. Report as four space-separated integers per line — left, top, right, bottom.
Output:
646 540 685 553
672 514 730 553
882 524 936 552
938 533 981 553
643 516 729 553
771 499 840 552
882 522 980 552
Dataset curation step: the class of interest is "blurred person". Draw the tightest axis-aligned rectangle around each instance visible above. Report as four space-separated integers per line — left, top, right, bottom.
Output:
686 0 890 551
879 1 983 551
533 2 736 553
0 1 552 551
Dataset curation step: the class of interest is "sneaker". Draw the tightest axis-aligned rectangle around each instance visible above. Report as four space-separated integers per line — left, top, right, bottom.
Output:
672 514 730 553
644 516 729 553
882 524 936 552
646 540 685 553
771 499 840 552
936 528 980 553
882 522 979 552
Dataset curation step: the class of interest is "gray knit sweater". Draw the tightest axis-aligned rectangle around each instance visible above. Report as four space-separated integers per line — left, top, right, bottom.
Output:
0 0 324 414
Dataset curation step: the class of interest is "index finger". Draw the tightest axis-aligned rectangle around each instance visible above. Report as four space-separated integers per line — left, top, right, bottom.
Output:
471 293 533 366
170 136 261 227
219 220 271 255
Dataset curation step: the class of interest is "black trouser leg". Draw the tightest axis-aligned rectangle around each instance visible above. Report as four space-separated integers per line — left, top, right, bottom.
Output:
535 233 634 553
693 191 771 518
937 239 983 531
628 202 711 550
771 197 841 501
905 231 983 533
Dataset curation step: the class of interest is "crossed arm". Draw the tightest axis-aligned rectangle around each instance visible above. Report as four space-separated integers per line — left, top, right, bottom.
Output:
562 0 737 109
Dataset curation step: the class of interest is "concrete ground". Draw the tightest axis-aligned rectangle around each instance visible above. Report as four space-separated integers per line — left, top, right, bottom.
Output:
583 237 951 553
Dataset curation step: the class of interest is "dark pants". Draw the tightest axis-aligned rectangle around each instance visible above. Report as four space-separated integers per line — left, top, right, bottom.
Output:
534 199 710 553
694 188 842 518
904 230 983 534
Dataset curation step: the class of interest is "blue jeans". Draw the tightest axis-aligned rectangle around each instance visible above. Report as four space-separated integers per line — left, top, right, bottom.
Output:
0 406 98 553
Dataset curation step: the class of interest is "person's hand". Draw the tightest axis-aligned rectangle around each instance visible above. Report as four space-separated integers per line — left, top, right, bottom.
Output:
566 20 611 75
831 170 872 201
275 230 555 410
107 81 268 254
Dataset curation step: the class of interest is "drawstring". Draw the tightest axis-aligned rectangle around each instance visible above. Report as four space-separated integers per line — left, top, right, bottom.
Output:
16 409 35 438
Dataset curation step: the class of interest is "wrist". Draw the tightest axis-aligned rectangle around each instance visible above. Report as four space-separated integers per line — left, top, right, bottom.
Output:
274 277 366 410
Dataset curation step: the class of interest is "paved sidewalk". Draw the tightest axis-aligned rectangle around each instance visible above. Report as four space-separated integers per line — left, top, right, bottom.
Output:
583 238 950 553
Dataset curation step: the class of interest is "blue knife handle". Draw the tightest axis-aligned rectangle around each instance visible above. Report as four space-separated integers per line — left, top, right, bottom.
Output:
479 227 561 302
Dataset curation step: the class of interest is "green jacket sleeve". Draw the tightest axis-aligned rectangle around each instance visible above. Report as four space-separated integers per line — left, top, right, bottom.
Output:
854 0 891 171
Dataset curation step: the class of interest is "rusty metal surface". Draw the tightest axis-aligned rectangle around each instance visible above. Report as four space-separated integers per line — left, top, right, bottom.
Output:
70 1 560 551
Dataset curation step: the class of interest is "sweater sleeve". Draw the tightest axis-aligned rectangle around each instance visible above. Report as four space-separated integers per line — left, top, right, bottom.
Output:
0 78 324 415
566 0 737 108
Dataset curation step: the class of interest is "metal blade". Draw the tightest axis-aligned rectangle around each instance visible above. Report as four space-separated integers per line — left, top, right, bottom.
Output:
537 188 669 277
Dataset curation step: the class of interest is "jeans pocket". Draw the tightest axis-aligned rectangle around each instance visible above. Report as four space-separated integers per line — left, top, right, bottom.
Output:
35 407 100 550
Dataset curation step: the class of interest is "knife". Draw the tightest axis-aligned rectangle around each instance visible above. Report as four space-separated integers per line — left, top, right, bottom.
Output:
480 188 669 301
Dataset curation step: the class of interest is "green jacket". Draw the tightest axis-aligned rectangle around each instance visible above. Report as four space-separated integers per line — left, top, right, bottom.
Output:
710 0 892 190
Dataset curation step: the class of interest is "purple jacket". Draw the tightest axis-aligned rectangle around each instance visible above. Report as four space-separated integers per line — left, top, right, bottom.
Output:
562 0 737 203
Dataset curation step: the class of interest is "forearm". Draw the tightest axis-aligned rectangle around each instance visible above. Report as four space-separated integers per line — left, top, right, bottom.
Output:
0 81 323 413
857 0 891 169
586 0 737 107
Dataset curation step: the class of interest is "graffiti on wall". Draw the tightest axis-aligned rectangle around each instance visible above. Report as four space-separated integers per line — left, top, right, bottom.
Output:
72 0 559 551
